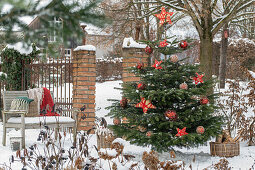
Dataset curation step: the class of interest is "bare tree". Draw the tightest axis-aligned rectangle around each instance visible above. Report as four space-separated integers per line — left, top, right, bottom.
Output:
147 0 255 80
99 0 184 61
231 5 255 39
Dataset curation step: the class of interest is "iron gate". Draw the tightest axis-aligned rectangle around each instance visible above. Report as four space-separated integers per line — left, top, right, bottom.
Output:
23 52 73 116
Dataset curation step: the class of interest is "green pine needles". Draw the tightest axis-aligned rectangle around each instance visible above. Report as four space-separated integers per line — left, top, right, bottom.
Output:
107 52 223 152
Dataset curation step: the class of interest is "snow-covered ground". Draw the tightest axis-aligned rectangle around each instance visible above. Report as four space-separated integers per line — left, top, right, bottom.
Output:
0 80 255 169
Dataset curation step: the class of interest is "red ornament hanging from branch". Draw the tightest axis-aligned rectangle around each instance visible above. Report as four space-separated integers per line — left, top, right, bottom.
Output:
193 72 204 85
145 46 153 54
146 131 153 137
113 118 121 125
179 40 188 49
196 126 205 134
136 62 144 70
137 82 146 90
159 40 168 47
170 55 179 63
200 97 209 105
155 7 173 25
176 127 188 137
152 59 163 69
120 97 128 108
165 110 178 121
135 97 156 114
179 83 188 90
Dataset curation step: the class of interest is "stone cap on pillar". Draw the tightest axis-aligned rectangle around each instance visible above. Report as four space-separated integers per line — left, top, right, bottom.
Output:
122 37 147 49
74 45 96 51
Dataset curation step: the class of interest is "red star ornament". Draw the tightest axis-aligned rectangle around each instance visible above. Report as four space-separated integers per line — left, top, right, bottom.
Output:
155 7 173 25
166 11 174 24
193 72 204 85
152 59 163 69
176 127 188 137
159 40 168 47
135 98 156 114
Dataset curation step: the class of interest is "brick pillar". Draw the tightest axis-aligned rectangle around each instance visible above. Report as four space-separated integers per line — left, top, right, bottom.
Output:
122 38 149 83
72 45 96 131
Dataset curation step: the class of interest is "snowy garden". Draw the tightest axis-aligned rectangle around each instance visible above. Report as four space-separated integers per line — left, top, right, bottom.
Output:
0 0 255 170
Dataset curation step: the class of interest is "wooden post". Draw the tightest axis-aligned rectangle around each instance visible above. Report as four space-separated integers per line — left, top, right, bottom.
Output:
219 24 229 88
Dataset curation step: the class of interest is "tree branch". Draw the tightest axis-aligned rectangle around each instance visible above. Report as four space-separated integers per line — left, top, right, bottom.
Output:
154 0 187 12
212 0 255 35
212 0 219 11
182 0 203 36
189 0 201 16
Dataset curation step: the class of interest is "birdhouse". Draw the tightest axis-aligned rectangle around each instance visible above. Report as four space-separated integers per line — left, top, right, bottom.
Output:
224 30 228 39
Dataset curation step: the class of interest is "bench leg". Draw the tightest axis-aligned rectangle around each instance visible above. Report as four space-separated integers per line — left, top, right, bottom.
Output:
2 112 6 146
21 114 25 149
2 126 6 146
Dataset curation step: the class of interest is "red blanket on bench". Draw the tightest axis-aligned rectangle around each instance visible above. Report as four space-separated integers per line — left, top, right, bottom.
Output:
40 87 59 116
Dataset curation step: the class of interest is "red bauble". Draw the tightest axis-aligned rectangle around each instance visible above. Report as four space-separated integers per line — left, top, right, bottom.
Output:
196 126 205 134
113 118 121 125
137 82 146 90
120 97 128 108
165 110 178 121
179 83 188 90
145 46 153 54
146 131 153 137
200 97 209 105
179 40 188 49
136 62 144 70
170 55 179 63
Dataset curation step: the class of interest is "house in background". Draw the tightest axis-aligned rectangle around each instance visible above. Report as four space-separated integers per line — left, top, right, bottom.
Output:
28 16 113 59
1 0 113 59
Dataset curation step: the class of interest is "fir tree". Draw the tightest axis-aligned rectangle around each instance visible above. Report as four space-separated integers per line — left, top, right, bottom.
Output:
107 38 223 152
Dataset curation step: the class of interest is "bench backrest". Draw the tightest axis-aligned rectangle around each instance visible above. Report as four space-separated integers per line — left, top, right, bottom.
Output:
2 91 29 111
2 90 55 110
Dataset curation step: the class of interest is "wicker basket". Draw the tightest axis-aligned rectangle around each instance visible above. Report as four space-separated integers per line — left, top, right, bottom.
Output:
210 142 240 157
97 133 116 150
27 101 39 117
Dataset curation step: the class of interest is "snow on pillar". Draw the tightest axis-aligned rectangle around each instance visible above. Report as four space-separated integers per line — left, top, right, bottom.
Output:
122 37 149 82
72 45 96 131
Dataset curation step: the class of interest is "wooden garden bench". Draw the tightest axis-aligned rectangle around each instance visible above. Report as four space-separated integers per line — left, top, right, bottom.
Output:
2 91 78 149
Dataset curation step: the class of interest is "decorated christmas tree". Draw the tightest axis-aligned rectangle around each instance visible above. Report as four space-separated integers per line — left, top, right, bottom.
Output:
107 7 223 152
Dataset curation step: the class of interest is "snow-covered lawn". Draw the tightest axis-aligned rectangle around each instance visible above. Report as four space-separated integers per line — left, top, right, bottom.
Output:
0 80 255 169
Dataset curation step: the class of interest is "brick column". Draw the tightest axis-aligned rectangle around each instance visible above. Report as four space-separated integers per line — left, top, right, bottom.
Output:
72 45 96 131
122 38 149 83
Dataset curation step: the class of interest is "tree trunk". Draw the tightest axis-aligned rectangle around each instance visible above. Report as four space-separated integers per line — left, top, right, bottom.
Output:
219 24 229 88
199 33 213 80
248 119 255 146
135 24 141 41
